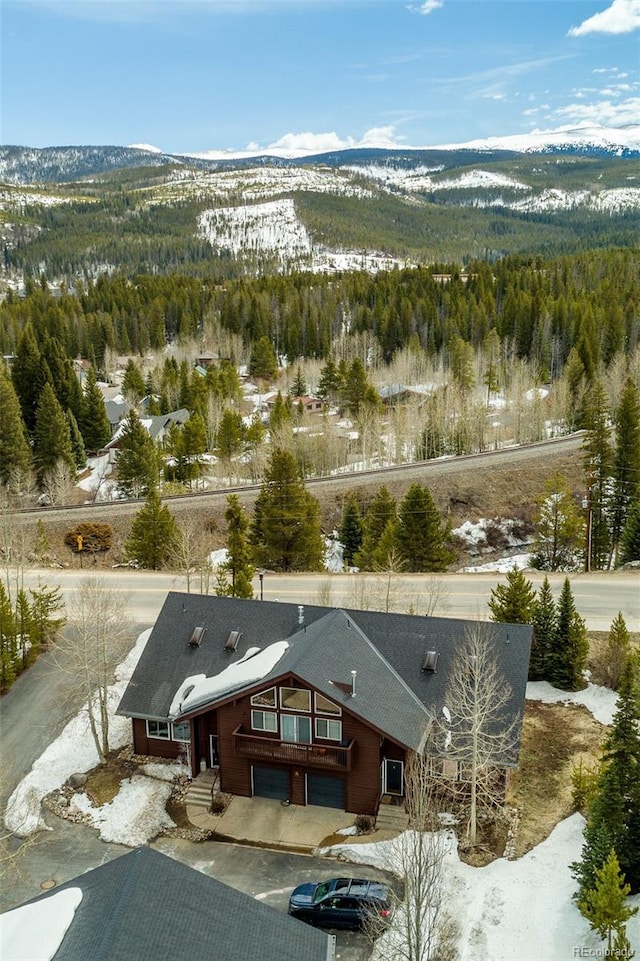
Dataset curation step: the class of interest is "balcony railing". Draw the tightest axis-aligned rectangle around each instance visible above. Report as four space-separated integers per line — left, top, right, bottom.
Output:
233 726 355 772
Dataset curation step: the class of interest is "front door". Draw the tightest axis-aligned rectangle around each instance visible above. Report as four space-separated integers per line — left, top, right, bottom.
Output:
209 734 219 767
382 758 404 796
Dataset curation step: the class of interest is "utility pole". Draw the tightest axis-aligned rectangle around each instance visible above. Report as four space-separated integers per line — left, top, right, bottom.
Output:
582 493 592 573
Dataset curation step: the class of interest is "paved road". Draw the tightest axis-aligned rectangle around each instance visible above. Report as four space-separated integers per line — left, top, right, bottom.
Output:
22 567 640 631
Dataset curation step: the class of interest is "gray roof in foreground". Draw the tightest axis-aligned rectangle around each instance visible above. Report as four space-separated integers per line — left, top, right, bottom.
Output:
117 594 532 757
7 847 333 961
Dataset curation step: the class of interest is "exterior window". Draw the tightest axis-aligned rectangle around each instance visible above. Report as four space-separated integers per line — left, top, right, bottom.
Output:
281 714 312 743
315 693 341 716
280 687 311 712
251 710 278 734
147 720 170 740
171 722 191 742
315 718 342 741
251 687 276 708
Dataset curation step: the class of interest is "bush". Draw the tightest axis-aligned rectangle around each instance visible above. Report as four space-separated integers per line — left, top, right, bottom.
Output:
354 813 375 834
64 522 113 554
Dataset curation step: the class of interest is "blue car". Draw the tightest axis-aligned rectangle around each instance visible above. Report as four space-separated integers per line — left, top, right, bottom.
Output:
288 877 395 930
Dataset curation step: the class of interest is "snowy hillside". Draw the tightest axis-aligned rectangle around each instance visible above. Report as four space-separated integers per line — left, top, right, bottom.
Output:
197 197 410 275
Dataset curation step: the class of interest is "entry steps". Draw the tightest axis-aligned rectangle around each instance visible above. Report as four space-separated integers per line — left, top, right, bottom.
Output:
375 795 409 831
185 768 220 810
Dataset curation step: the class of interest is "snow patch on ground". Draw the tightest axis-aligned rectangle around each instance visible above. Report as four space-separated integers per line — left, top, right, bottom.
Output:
457 554 532 573
527 680 619 726
70 775 176 846
328 815 640 961
3 629 152 838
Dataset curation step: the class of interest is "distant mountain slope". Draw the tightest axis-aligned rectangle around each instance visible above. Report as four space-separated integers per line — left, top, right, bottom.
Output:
1 125 638 283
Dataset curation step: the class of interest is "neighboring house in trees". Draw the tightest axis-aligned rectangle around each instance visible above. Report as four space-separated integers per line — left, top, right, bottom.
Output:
117 595 532 816
0 847 335 961
377 384 432 407
101 409 190 462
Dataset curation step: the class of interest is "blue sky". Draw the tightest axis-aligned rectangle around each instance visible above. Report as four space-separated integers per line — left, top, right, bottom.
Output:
1 0 638 154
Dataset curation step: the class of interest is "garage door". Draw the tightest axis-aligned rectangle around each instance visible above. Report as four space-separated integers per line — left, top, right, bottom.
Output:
307 774 345 809
252 766 290 800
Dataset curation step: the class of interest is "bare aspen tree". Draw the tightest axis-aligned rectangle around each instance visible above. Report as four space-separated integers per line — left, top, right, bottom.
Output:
314 576 334 607
54 577 132 763
41 460 76 507
434 623 519 845
369 750 459 961
170 514 213 594
409 575 449 617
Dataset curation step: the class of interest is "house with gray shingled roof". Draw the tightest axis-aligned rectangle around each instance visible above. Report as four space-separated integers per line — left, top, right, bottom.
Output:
117 594 532 816
1 847 334 961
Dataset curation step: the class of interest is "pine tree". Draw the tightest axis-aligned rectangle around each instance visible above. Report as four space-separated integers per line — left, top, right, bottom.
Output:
488 569 537 624
289 365 307 398
603 612 631 691
248 336 278 381
579 849 638 952
28 581 65 649
0 364 32 484
14 588 34 669
355 486 397 570
66 409 87 471
531 473 584 571
122 359 146 404
268 392 293 434
338 496 363 567
11 322 47 434
0 581 17 691
611 377 640 565
395 483 455 572
250 448 324 572
342 357 369 415
219 494 254 598
316 356 340 406
548 577 588 691
619 495 640 565
125 490 179 570
529 576 556 681
80 366 111 453
582 380 613 570
115 409 159 498
573 657 640 897
33 383 76 486
177 412 207 487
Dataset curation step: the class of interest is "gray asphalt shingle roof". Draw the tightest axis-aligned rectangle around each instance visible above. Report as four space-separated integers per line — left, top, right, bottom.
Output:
118 594 532 758
8 847 333 961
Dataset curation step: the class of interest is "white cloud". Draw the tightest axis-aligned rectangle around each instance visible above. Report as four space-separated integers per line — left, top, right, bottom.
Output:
408 0 443 14
265 125 404 155
553 96 640 126
568 0 640 36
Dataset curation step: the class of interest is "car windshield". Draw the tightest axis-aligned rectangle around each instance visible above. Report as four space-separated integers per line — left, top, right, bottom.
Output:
312 881 332 903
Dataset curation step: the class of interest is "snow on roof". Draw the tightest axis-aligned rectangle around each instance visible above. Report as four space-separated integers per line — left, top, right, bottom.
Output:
1 887 83 961
172 641 289 716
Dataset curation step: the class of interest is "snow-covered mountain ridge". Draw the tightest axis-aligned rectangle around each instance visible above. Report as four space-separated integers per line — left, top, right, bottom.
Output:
1 124 638 184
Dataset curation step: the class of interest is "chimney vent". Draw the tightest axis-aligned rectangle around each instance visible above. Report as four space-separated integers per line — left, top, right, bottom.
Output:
350 670 357 697
298 605 305 625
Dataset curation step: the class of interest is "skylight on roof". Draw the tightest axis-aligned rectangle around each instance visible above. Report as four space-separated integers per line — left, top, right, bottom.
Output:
224 630 242 651
422 650 439 672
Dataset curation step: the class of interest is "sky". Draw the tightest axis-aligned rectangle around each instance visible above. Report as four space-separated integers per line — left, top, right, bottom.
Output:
0 0 639 155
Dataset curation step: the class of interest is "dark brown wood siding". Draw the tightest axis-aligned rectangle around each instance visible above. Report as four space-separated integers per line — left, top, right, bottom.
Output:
131 718 183 761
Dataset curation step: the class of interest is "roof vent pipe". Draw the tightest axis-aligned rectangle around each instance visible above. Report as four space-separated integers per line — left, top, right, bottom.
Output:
298 605 305 625
351 670 357 697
